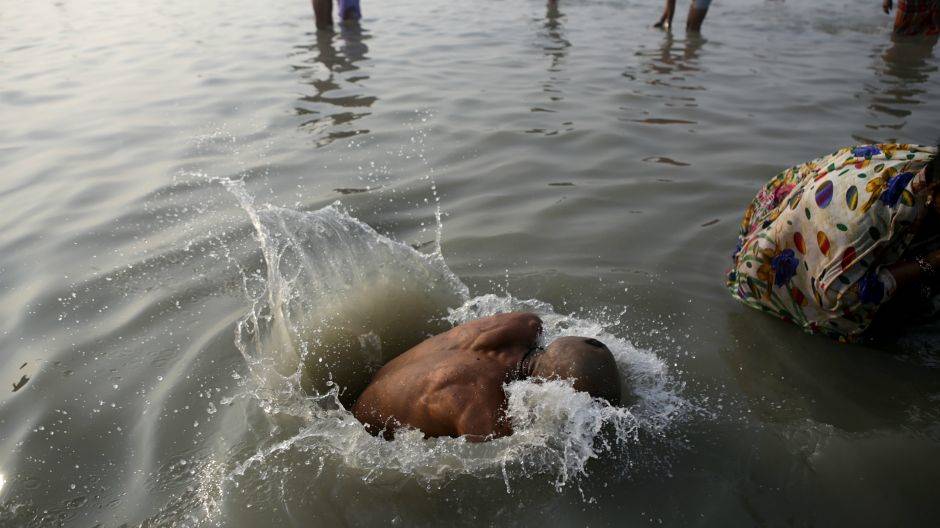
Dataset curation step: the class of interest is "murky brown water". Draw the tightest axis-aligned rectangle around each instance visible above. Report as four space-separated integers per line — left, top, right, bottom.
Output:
2 0 940 526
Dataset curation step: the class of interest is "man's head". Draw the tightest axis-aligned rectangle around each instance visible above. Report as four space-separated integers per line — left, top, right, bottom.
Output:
531 336 623 406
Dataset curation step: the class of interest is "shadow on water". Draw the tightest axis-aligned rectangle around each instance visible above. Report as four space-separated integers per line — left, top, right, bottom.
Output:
721 312 940 436
292 22 375 147
620 33 706 131
543 0 570 75
857 34 938 139
525 0 574 136
630 32 706 94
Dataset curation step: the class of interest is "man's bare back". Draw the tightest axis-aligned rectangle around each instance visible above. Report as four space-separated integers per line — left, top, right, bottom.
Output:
352 312 622 442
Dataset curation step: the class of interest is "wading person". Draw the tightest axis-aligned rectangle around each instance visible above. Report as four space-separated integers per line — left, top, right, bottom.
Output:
883 0 940 36
654 0 712 32
727 144 940 341
352 312 623 442
313 0 361 29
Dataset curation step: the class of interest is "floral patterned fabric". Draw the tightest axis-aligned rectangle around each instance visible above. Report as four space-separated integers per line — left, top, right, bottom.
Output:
727 144 938 340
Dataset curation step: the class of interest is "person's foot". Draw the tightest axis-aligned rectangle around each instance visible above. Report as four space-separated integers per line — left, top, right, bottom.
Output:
654 13 673 29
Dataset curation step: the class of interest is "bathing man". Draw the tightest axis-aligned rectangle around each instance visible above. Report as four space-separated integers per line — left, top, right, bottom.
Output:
352 312 623 442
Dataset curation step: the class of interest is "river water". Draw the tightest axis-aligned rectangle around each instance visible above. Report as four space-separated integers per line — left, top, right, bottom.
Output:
1 0 939 526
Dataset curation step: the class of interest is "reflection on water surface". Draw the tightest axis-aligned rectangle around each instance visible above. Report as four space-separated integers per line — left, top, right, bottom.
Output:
863 35 938 134
294 24 374 146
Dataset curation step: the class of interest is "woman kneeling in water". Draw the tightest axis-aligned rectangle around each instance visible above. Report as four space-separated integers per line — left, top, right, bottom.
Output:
727 144 940 341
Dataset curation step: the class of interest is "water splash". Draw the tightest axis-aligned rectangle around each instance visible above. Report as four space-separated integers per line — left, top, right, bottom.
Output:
220 176 466 407
449 294 688 490
213 178 688 503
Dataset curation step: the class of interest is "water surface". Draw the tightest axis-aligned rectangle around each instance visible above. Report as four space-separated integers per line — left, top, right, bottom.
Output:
2 0 940 526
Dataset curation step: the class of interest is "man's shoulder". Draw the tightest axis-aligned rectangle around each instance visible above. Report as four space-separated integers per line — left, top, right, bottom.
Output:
454 312 542 333
466 312 543 352
483 311 542 326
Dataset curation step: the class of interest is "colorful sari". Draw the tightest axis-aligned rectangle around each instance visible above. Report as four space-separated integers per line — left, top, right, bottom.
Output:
727 144 938 340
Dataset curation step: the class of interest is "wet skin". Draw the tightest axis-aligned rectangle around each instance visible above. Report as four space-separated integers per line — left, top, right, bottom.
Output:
352 312 622 442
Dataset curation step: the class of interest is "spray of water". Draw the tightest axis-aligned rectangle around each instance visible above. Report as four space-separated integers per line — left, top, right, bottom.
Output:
210 178 688 497
219 177 466 408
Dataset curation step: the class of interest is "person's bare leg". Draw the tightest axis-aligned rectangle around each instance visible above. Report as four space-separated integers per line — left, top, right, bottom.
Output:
313 0 333 29
686 2 709 32
654 0 677 29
